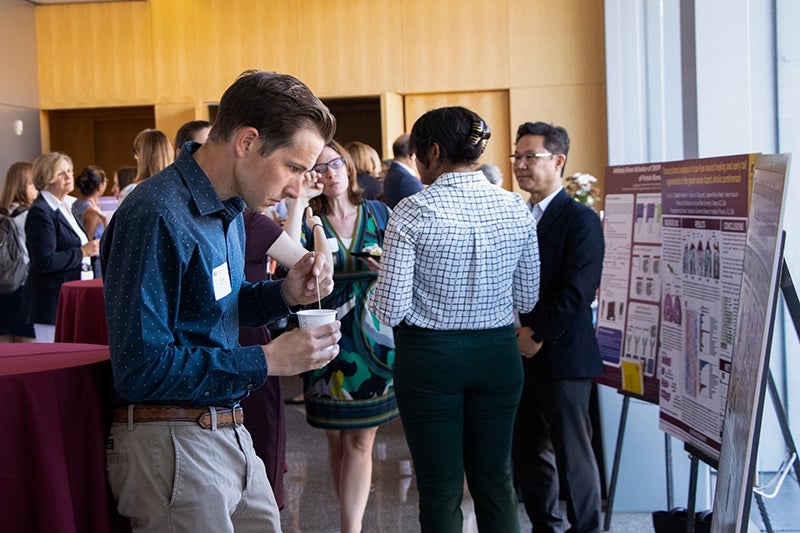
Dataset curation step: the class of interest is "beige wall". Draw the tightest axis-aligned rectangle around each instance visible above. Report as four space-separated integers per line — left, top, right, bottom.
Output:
0 0 41 177
1 0 38 108
33 0 608 192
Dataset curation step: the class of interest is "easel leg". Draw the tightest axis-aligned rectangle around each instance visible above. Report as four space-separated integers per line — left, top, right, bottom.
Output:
778 260 800 484
602 394 630 531
686 455 697 533
754 493 775 533
780 259 800 338
666 434 674 510
767 371 800 485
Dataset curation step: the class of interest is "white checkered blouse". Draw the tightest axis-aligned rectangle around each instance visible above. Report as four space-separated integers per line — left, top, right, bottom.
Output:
368 170 540 330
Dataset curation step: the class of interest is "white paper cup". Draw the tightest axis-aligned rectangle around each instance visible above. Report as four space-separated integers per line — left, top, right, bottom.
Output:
296 309 337 328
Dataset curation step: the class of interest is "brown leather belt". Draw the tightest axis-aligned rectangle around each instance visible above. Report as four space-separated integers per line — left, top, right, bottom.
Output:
113 405 244 429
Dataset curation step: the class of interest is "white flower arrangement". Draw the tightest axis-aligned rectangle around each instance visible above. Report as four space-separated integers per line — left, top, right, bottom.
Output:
564 172 601 208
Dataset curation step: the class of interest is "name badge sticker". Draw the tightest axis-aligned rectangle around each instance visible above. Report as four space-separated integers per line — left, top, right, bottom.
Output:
212 262 232 300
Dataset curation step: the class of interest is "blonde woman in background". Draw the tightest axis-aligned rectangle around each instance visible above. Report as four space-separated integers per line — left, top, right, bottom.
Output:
24 152 100 342
344 140 383 200
0 162 37 342
118 128 174 203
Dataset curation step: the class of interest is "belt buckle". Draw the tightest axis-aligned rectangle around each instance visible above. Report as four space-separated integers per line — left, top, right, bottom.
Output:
196 406 242 430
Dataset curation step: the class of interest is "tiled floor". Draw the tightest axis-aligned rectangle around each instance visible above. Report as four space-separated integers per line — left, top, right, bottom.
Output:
278 376 654 533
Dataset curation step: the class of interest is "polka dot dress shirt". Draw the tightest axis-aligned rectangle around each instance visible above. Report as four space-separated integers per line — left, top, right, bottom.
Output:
100 143 290 407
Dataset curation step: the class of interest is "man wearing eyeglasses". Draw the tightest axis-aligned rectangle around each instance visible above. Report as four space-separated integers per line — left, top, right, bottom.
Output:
511 121 605 533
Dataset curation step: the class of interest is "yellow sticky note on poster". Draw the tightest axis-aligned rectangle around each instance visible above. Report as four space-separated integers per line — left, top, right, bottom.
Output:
621 360 644 396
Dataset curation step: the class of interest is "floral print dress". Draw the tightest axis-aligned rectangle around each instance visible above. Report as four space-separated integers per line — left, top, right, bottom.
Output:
302 200 398 429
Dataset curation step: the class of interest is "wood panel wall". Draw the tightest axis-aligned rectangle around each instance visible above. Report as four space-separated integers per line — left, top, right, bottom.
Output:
404 91 512 190
35 1 155 108
48 106 153 179
34 0 607 193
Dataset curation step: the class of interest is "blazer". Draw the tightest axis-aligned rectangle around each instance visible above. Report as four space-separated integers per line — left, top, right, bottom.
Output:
519 188 605 380
356 172 383 200
23 194 85 324
382 161 422 209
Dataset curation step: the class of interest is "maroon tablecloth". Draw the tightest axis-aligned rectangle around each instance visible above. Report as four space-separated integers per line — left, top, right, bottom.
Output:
0 341 110 375
0 343 126 533
55 279 108 345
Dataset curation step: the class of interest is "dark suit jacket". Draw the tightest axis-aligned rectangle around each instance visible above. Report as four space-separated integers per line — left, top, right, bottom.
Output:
23 194 86 324
382 161 422 209
519 188 605 380
357 172 383 200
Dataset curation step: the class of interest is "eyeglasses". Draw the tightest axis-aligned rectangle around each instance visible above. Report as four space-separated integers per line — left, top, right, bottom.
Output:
312 156 345 174
509 152 553 164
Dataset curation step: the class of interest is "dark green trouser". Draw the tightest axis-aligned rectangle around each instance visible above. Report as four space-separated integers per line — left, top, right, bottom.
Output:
394 323 523 533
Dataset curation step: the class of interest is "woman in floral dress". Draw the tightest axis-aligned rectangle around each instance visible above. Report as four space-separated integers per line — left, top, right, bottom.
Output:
288 139 397 533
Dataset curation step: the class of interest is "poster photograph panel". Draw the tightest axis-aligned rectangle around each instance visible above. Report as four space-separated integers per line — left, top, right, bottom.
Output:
657 154 753 461
595 163 663 401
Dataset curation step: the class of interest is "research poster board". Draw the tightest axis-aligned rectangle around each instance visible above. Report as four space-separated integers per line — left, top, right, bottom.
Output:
712 154 790 532
595 163 664 401
657 154 754 461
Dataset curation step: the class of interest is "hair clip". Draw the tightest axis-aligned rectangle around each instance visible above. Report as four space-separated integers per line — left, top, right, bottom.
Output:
467 120 492 146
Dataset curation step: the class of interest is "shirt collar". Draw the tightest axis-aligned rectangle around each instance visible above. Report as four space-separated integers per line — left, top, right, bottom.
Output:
175 142 246 223
530 185 563 215
429 170 486 188
394 160 417 176
40 189 68 211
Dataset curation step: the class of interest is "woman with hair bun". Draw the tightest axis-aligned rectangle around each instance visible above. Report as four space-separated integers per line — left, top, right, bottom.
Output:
72 165 108 241
369 106 541 532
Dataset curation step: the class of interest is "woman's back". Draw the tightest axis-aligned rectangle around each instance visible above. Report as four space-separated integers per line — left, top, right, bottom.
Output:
386 171 538 329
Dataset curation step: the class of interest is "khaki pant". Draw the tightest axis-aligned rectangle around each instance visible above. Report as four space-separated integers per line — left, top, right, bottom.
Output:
106 418 281 532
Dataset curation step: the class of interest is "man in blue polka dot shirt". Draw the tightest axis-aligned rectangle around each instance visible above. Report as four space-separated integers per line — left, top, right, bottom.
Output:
101 71 342 532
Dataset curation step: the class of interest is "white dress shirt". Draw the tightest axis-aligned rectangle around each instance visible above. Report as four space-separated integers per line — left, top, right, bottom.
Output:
40 189 91 270
528 186 563 223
